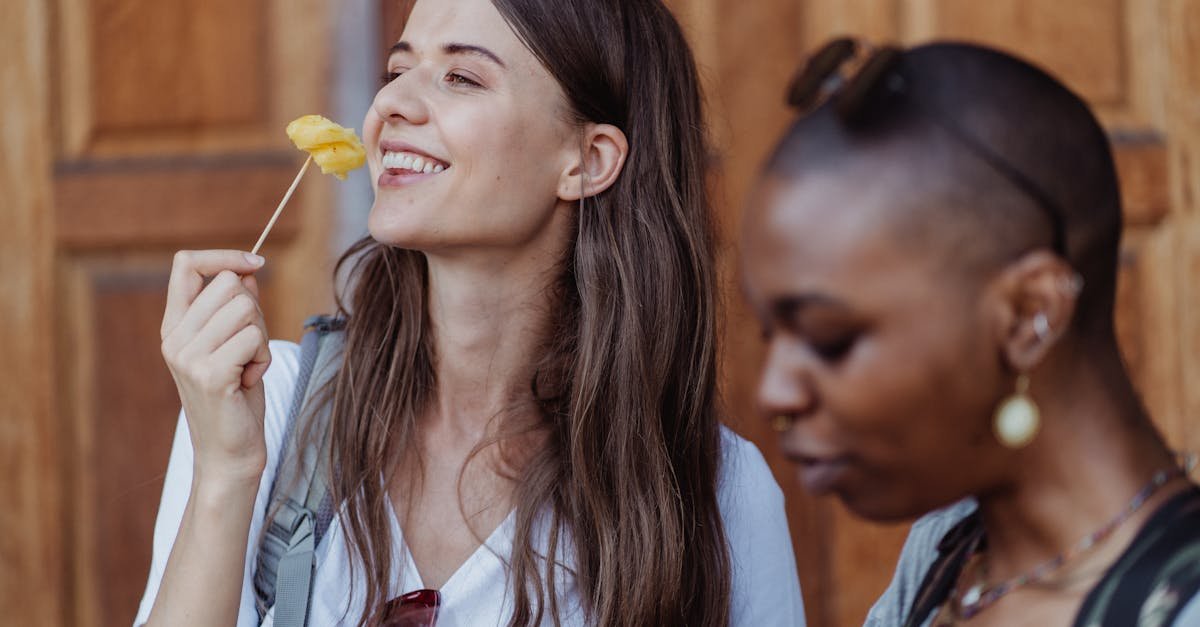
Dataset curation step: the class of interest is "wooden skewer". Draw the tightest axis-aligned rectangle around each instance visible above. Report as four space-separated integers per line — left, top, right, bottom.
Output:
251 155 312 256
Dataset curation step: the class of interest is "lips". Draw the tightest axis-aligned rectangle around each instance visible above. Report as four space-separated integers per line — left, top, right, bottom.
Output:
785 450 852 495
801 458 851 494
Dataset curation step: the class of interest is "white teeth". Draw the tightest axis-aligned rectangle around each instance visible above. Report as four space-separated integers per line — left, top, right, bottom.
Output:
381 150 449 173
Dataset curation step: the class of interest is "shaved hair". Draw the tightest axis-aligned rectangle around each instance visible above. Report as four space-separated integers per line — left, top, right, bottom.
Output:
767 42 1122 337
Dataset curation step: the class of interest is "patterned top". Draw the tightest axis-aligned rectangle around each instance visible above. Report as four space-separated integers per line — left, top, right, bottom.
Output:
898 487 1200 627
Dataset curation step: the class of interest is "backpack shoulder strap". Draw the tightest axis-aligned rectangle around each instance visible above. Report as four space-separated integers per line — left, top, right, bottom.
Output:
253 315 346 626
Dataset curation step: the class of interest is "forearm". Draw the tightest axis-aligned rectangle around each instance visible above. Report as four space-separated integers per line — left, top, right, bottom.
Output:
145 475 260 626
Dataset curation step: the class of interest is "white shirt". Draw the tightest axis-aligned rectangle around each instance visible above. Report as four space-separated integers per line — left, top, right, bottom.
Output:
134 341 806 626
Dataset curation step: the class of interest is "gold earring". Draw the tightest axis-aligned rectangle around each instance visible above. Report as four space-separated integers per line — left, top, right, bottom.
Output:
994 375 1040 448
772 415 793 433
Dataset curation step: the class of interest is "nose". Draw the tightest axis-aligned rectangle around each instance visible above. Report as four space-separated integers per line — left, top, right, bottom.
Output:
372 68 431 126
756 338 818 429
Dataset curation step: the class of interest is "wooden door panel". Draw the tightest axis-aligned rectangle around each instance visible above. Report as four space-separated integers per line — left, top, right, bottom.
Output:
55 156 302 249
58 0 280 158
47 0 336 625
0 1 65 624
91 274 183 626
909 0 1126 105
88 0 268 132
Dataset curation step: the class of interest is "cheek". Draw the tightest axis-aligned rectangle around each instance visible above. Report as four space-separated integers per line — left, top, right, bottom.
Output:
833 320 998 463
827 333 1001 519
446 107 567 203
363 107 384 177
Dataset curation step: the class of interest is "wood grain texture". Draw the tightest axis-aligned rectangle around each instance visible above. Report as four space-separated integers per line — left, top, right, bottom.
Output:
90 272 181 626
828 505 909 625
683 0 835 623
55 155 304 249
802 0 901 49
0 0 65 625
89 0 268 133
1113 138 1171 227
48 1 337 622
1165 0 1200 452
910 0 1125 105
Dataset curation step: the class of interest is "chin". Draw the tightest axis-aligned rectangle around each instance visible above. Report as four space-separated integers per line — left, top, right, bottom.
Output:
834 485 930 523
366 203 441 250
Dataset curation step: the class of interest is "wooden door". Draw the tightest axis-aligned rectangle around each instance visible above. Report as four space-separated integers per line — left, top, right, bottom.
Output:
2 0 340 624
667 0 1200 625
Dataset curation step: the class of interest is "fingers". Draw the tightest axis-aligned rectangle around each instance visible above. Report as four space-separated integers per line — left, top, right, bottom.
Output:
241 274 261 300
189 291 268 358
211 326 271 390
167 271 262 354
160 250 272 395
163 250 264 339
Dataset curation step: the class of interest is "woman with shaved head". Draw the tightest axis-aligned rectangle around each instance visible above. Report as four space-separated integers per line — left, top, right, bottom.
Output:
740 40 1200 626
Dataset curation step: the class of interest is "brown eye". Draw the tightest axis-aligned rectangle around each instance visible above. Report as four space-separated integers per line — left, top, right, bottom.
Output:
445 72 481 87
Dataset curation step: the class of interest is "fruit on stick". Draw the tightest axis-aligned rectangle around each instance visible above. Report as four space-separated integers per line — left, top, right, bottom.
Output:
251 115 366 255
285 114 367 180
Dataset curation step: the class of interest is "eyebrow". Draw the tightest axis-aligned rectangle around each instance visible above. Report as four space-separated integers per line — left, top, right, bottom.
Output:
389 41 507 69
770 294 849 319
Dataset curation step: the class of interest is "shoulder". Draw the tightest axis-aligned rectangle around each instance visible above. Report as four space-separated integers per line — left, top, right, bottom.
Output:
865 499 977 626
716 426 808 625
717 425 781 501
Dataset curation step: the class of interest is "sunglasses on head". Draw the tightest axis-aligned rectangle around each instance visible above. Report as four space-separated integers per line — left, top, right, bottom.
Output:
786 37 1069 256
380 588 440 627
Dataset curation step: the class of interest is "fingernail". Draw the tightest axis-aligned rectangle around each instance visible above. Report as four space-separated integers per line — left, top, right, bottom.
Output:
244 253 265 267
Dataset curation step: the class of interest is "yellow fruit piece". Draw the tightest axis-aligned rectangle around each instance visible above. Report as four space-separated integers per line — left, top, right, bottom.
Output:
285 114 367 180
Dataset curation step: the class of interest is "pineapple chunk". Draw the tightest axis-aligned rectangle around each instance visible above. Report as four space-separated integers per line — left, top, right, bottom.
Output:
285 114 367 180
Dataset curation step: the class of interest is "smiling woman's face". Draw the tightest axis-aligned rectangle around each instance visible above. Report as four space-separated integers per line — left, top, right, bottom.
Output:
363 0 579 254
741 161 1016 521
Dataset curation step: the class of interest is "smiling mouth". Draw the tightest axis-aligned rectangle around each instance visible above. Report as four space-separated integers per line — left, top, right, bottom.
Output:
381 150 451 175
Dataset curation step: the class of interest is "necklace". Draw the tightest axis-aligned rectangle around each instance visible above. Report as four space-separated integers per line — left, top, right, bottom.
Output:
951 462 1189 620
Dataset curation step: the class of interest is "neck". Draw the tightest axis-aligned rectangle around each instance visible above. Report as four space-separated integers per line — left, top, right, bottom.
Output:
976 339 1180 581
421 230 570 439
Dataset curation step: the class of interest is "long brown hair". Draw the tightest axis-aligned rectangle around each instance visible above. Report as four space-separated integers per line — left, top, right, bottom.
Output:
316 1 730 624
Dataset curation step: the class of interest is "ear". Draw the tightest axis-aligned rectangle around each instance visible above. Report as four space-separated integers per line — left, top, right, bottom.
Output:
557 123 628 202
987 251 1084 373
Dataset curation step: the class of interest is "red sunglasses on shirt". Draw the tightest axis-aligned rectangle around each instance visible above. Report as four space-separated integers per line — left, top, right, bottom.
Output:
381 589 441 627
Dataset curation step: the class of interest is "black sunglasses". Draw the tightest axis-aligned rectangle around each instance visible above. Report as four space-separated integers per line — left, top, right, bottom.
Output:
787 37 1069 256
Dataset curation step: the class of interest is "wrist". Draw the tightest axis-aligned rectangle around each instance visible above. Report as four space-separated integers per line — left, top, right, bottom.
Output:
191 466 263 509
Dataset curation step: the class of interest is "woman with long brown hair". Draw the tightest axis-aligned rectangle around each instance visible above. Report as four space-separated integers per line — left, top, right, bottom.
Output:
741 40 1200 626
135 0 804 626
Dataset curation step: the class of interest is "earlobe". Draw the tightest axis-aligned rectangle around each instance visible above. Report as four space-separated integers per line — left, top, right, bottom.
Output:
558 123 629 202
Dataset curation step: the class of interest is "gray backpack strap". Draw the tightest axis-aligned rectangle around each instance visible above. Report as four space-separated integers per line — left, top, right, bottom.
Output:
253 316 346 626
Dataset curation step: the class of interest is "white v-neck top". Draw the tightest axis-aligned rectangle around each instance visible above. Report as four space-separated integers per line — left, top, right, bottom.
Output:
134 341 806 626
